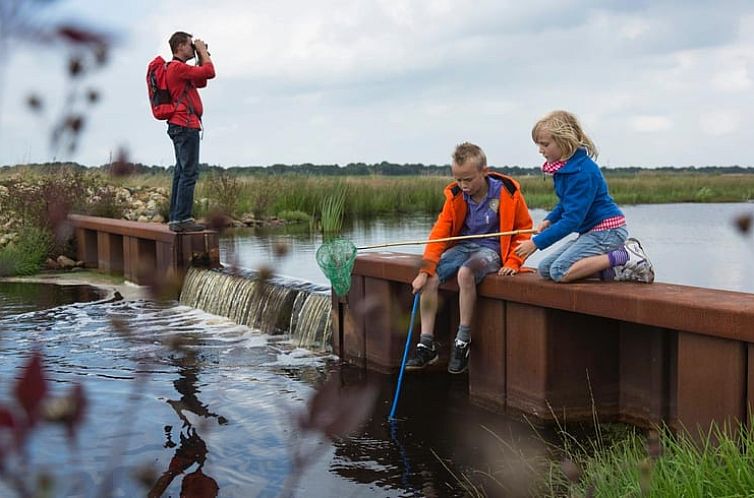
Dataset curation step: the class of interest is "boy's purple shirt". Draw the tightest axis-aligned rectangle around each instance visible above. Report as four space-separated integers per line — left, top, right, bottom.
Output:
460 176 502 252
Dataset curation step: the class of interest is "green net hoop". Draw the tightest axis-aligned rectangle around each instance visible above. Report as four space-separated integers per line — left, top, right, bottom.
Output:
316 238 357 297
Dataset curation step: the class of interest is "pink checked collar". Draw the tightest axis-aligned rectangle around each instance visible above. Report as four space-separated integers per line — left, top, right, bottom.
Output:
542 160 566 175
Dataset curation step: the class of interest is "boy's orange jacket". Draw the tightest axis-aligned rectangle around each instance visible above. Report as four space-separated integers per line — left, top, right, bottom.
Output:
420 172 533 276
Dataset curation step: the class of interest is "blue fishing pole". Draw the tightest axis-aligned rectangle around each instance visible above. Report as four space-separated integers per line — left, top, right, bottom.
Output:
388 292 420 420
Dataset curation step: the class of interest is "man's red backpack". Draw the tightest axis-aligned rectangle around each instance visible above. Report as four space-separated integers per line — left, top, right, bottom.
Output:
146 56 177 120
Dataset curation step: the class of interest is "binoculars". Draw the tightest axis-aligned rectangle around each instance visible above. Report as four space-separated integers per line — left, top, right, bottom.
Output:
191 43 210 57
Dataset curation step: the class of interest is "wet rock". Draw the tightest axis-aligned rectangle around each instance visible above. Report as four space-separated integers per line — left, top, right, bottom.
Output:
57 255 77 269
45 258 60 270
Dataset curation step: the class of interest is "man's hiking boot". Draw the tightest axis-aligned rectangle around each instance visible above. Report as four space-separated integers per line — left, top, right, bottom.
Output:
405 342 438 371
169 220 206 233
447 339 470 374
615 238 654 283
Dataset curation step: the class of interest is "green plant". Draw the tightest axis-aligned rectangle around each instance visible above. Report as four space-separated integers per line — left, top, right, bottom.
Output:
546 421 754 497
320 184 347 235
157 197 170 221
85 186 126 219
277 210 312 224
205 171 242 217
0 226 53 276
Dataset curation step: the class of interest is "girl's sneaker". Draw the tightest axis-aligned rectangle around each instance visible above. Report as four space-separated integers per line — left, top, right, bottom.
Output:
615 238 655 283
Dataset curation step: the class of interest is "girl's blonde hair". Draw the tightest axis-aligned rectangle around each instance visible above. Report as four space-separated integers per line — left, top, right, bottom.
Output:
531 110 598 160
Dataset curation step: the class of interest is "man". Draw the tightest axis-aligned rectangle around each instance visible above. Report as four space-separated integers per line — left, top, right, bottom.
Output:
165 31 215 232
406 142 533 374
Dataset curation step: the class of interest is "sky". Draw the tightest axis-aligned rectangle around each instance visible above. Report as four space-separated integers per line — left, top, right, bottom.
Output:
0 0 752 168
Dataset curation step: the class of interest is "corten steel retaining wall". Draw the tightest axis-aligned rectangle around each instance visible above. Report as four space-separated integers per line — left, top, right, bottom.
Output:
68 214 219 287
332 252 754 432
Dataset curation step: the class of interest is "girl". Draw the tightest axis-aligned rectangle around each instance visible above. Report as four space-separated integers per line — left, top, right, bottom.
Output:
514 110 654 283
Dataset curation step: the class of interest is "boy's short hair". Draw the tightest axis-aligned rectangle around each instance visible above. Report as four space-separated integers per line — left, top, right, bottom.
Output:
452 142 487 170
169 31 193 54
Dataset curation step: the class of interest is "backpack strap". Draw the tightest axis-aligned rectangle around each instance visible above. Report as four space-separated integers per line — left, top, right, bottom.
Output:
167 60 203 129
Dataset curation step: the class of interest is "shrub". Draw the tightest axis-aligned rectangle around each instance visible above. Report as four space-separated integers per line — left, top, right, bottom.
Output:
0 226 53 276
85 186 126 219
277 210 312 223
205 171 242 217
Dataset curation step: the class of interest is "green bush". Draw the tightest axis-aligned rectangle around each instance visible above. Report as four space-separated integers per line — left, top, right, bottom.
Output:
0 226 53 276
277 210 312 223
85 187 126 219
205 171 242 217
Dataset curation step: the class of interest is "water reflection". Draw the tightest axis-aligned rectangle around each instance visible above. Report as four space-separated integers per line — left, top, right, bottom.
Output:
0 284 568 496
0 282 105 318
327 367 550 497
149 359 223 498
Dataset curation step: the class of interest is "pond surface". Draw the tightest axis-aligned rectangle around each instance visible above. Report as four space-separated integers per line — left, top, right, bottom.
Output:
220 203 754 294
0 282 551 497
2 202 751 496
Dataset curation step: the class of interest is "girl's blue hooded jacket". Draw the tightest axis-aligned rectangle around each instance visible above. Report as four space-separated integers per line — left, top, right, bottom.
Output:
533 148 623 250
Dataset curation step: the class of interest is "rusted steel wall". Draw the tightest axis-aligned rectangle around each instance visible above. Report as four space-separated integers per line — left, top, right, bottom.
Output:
335 252 754 431
68 214 219 288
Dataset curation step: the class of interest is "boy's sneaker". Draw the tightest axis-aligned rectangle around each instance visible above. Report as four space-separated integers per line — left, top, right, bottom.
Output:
447 339 470 374
405 342 438 370
615 238 655 283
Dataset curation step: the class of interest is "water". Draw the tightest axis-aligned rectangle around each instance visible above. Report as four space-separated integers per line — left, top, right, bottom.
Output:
2 202 752 496
220 203 754 294
0 282 551 497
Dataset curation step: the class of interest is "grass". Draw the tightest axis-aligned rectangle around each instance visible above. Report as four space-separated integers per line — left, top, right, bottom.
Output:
5 169 754 223
0 226 53 276
319 183 347 235
544 421 754 497
110 171 754 219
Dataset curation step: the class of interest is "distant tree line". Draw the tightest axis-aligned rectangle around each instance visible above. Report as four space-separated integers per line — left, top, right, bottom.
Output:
2 160 754 177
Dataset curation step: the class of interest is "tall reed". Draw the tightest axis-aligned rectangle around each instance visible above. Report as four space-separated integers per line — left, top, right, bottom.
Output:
320 183 347 236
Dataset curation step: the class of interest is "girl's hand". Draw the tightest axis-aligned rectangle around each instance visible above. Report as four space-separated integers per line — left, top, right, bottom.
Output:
537 220 551 233
515 240 537 259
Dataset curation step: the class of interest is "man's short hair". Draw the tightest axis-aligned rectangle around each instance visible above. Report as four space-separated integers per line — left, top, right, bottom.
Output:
452 142 487 170
169 31 193 54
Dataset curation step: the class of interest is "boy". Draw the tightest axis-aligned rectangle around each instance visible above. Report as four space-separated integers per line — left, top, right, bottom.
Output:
407 142 533 374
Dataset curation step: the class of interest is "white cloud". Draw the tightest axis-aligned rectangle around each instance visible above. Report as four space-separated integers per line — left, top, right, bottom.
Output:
712 67 752 91
1 0 754 168
619 18 650 40
698 110 741 136
629 115 673 133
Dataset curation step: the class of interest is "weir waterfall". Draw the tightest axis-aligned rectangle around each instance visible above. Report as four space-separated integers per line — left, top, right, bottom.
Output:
179 267 333 351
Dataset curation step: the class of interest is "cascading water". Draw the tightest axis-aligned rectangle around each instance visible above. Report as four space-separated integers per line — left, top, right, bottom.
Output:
179 267 332 351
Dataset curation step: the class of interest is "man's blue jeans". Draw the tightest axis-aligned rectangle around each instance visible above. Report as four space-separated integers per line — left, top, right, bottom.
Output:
167 123 201 224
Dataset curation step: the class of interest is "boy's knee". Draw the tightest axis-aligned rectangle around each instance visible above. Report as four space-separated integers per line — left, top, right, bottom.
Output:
425 274 440 290
456 267 475 287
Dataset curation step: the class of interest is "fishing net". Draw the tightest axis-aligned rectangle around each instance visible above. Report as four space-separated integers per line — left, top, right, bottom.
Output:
315 238 357 297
